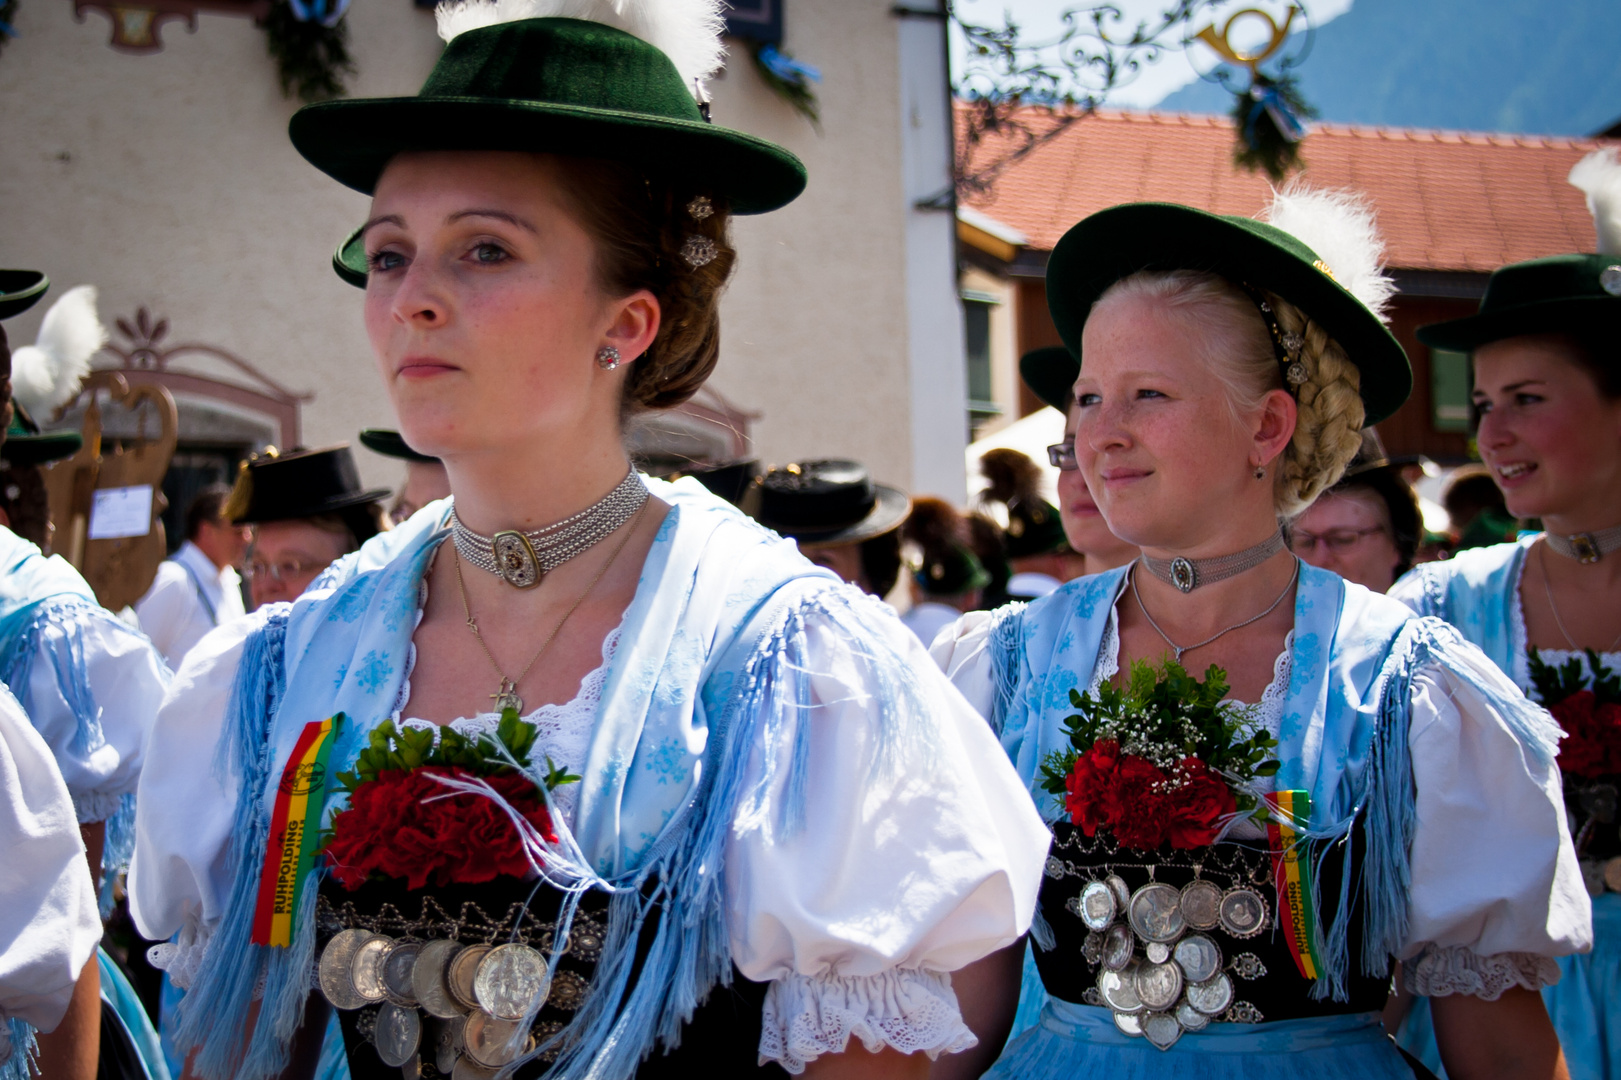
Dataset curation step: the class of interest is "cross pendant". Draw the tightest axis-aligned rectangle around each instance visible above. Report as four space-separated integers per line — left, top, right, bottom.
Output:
492 679 523 715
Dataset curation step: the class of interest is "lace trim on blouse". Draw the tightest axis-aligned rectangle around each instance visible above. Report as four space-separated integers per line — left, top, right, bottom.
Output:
1507 542 1621 689
758 968 977 1074
73 788 128 826
147 909 209 990
1404 944 1561 1000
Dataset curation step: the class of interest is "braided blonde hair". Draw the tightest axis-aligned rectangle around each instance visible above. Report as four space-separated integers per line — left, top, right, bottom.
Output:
1092 270 1365 519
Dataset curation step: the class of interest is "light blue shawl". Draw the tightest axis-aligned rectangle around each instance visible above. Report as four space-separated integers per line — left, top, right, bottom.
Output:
1393 537 1534 688
174 478 928 1080
984 561 1560 1002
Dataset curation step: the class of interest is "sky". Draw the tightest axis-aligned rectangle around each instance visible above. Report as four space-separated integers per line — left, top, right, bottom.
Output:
948 0 1355 109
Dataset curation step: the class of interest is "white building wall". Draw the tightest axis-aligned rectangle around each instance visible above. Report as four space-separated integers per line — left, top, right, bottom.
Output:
0 0 961 497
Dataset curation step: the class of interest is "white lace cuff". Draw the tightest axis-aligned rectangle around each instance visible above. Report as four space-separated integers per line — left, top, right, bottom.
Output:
72 788 127 825
1404 944 1561 1000
757 968 977 1074
147 911 213 992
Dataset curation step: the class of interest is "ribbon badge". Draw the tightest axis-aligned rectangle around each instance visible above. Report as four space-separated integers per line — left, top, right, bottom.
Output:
1264 789 1323 980
251 714 345 947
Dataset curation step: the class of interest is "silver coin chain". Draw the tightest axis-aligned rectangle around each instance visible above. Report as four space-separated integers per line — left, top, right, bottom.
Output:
1131 557 1300 663
452 470 648 584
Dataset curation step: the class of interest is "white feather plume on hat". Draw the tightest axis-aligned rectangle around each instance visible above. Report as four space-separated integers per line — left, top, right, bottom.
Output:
1568 147 1621 257
10 285 106 421
435 0 727 96
1262 183 1396 324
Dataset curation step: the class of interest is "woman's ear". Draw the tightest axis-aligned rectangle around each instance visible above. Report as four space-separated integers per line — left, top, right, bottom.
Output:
602 289 660 364
1254 387 1298 468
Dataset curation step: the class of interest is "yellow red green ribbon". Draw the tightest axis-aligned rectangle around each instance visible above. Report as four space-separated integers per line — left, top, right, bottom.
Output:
1265 788 1322 980
252 714 344 947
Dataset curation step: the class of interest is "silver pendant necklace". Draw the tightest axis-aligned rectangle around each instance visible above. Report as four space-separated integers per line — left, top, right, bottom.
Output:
1544 523 1621 565
452 470 648 589
1539 543 1621 653
1140 531 1286 594
1131 557 1300 663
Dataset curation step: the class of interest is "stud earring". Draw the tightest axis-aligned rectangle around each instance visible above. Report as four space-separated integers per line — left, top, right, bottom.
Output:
1255 466 1267 480
595 346 621 370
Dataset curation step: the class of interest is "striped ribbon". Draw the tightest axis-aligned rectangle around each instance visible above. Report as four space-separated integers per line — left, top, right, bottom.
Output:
1265 788 1323 981
251 714 345 947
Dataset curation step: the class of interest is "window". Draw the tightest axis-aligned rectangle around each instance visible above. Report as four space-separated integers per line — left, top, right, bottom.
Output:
962 291 1001 438
1430 348 1471 432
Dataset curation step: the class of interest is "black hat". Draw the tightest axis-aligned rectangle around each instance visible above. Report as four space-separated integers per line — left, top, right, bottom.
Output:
2 402 82 466
1020 345 1078 413
0 270 48 322
1045 202 1412 425
358 428 440 464
674 459 759 507
225 444 390 524
751 460 910 548
1416 253 1621 353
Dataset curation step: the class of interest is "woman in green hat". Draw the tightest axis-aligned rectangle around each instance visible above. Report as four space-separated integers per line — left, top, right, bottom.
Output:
127 4 1049 1079
932 186 1584 1078
1390 147 1621 1080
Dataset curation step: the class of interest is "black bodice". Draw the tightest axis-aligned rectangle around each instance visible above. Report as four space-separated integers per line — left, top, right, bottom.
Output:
317 873 786 1078
1035 819 1391 1027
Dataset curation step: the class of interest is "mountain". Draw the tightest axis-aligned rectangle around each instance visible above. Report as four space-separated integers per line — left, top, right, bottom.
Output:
1152 0 1621 136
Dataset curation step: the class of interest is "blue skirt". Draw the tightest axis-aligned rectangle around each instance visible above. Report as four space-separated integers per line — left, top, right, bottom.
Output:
988 998 1413 1079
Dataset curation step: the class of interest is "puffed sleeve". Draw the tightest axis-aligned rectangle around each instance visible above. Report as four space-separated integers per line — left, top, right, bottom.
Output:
128 612 266 980
0 684 100 1054
19 602 172 823
928 610 998 719
727 607 1049 1073
1399 648 1592 998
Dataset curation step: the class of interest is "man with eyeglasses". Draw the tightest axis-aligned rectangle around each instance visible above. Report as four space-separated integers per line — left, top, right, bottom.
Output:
135 484 250 669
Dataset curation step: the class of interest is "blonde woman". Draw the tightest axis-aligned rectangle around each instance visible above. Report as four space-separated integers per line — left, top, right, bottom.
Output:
934 191 1587 1079
127 3 1048 1078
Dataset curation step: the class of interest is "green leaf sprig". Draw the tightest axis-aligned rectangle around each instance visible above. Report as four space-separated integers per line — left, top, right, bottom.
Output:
1529 647 1621 708
335 707 576 796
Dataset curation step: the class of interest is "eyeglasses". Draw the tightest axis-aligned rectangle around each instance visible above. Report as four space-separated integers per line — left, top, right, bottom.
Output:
243 557 320 584
1046 440 1079 472
1288 526 1386 554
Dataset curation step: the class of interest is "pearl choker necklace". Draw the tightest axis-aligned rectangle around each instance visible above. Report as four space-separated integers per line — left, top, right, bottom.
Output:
452 471 648 588
1545 524 1621 565
1141 531 1287 594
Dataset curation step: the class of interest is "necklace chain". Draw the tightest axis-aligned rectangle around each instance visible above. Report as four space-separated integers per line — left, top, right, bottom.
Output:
1131 557 1300 663
454 503 643 715
453 471 648 588
1538 542 1621 653
1544 523 1621 565
1141 532 1286 593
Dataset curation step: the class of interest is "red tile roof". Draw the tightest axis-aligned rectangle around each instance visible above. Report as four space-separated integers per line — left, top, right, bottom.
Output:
961 109 1612 272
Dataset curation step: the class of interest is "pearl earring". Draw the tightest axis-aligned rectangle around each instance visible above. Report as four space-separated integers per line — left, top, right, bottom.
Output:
1255 465 1266 480
595 346 621 370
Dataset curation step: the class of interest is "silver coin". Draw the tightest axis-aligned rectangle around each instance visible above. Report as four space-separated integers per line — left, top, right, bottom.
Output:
1078 880 1117 930
1106 874 1132 910
1081 931 1104 965
447 945 492 1012
1180 880 1223 931
1102 923 1134 970
318 929 374 1011
1112 1010 1144 1037
351 935 394 1003
1134 961 1183 1012
1176 1000 1211 1031
413 940 465 1020
1186 972 1235 1016
1142 1011 1183 1050
451 1058 502 1080
474 944 551 1021
431 1016 463 1075
1173 934 1222 984
1128 883 1186 943
1145 941 1170 964
374 1002 422 1068
463 1010 525 1068
1218 888 1268 939
382 941 423 1007
1097 961 1143 1014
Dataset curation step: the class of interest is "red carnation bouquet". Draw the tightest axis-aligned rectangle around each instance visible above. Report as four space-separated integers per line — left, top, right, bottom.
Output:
320 711 579 891
1529 650 1621 866
1039 660 1279 851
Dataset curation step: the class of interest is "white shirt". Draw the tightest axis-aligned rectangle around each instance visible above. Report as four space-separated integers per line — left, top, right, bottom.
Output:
135 541 244 671
1006 571 1062 600
0 684 101 1057
130 599 1052 1072
900 601 964 648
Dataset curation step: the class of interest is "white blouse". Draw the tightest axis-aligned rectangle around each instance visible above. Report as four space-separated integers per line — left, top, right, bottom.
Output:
18 606 171 823
131 602 1050 1072
0 684 101 1062
931 606 1591 1001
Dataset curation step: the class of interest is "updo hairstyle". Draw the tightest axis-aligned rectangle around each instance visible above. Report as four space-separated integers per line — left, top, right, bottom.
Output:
1094 269 1365 518
550 158 737 412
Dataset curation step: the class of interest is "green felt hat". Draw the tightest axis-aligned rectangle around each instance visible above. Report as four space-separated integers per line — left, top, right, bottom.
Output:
0 270 48 322
2 403 82 466
294 16 806 286
1416 253 1621 353
1045 203 1413 425
1020 345 1079 413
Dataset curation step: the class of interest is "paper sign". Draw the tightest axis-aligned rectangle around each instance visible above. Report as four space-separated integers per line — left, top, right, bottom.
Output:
88 485 153 540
